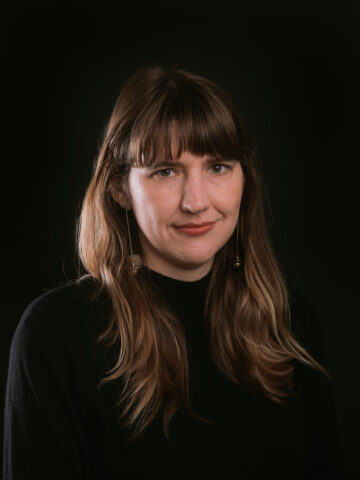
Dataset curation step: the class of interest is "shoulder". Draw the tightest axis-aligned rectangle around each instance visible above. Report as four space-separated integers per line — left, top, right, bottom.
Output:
287 286 323 364
6 278 114 416
11 276 111 355
286 288 333 394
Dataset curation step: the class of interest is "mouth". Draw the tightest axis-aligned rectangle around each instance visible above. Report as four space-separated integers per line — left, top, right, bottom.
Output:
172 221 217 236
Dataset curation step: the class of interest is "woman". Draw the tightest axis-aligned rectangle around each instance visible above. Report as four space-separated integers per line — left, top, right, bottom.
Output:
3 67 342 478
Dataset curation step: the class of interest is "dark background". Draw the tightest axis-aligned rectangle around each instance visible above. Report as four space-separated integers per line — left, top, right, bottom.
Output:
2 1 359 478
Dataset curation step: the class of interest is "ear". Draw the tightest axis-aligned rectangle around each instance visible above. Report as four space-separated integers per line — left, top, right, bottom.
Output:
112 189 132 209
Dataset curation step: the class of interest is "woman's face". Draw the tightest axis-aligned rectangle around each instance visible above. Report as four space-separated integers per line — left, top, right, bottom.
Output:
125 151 245 281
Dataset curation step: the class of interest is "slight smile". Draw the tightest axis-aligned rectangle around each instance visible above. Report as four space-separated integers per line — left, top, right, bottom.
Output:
172 221 218 236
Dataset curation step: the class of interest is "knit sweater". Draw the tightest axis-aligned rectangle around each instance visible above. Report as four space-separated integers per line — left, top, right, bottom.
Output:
3 270 343 479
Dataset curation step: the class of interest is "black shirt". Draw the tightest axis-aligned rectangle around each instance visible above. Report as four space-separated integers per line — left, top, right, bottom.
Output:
3 270 343 479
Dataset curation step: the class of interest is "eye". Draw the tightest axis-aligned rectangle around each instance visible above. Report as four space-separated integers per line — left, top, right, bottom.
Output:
210 164 229 175
154 168 175 178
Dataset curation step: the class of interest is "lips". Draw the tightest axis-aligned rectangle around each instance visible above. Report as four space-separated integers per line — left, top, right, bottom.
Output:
173 221 217 236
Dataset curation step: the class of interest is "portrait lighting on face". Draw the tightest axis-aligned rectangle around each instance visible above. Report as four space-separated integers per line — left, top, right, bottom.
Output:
124 150 244 281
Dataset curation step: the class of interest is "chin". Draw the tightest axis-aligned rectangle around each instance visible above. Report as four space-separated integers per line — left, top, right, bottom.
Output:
176 252 216 269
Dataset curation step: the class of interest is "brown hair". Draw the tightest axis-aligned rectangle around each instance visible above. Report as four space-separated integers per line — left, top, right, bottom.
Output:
77 66 328 440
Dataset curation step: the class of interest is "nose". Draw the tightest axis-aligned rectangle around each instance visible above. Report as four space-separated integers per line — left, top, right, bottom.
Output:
180 175 211 214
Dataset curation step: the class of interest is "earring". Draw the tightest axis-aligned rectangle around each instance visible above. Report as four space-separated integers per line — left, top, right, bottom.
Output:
233 221 241 269
125 209 142 274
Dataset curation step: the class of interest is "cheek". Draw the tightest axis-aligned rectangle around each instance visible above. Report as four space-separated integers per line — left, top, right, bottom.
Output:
221 180 244 217
133 190 178 225
132 190 171 231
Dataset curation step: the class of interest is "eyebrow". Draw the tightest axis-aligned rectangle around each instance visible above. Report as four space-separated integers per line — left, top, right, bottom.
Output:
147 157 236 169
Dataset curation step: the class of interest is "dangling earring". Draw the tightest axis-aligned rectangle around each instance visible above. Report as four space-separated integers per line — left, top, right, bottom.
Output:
125 209 142 274
233 221 241 269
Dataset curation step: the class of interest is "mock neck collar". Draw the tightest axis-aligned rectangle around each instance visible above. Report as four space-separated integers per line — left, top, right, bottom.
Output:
146 267 212 326
148 267 212 289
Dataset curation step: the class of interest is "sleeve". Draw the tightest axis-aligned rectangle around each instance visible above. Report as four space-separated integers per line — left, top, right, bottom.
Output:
290 291 346 479
3 299 89 480
304 371 345 479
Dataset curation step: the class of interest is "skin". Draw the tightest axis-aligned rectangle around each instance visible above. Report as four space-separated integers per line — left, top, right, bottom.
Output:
119 151 245 281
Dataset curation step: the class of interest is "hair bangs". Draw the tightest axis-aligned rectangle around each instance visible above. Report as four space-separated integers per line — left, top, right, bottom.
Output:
128 79 243 168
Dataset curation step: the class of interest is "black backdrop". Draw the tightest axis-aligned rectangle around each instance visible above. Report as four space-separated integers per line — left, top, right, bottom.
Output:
2 1 359 478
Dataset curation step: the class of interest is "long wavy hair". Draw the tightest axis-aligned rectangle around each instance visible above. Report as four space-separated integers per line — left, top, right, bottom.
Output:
77 66 328 440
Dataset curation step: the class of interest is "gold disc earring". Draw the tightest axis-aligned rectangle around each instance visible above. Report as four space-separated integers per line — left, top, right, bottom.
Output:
125 209 142 274
233 221 241 269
